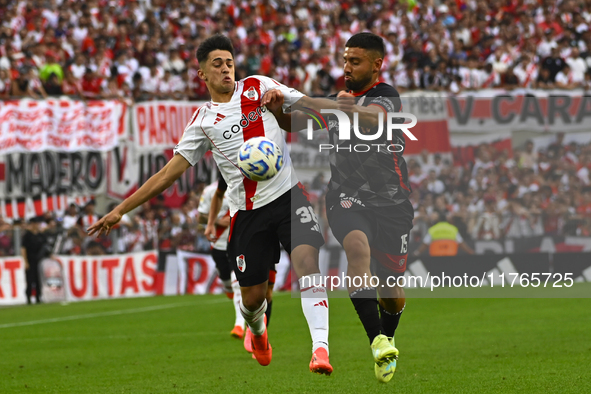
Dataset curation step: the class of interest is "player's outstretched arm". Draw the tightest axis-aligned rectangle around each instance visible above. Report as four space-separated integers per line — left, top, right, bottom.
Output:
204 188 225 242
261 87 386 131
261 90 333 133
302 94 387 129
87 154 191 237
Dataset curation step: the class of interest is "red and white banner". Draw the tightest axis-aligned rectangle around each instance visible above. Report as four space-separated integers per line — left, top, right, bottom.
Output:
132 101 204 150
165 250 292 295
447 89 591 133
175 250 222 295
0 194 92 220
57 251 158 302
106 140 215 208
0 257 26 306
401 92 451 155
0 99 126 153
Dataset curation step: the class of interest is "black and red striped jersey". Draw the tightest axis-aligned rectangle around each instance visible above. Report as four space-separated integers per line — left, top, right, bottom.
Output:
325 82 412 208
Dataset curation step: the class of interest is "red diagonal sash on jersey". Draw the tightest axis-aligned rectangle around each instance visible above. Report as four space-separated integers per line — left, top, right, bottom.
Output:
240 78 266 210
482 72 495 88
523 64 536 87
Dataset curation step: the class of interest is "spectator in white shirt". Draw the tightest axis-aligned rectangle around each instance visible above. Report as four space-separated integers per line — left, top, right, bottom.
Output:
578 155 591 185
513 55 539 88
537 29 558 58
459 57 481 89
70 53 87 80
565 47 587 82
61 204 80 230
158 69 184 99
141 64 161 99
426 170 446 195
487 47 512 74
409 164 428 189
555 64 581 89
480 63 501 88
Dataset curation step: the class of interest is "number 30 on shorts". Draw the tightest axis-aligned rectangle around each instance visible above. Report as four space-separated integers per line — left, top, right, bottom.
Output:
296 206 319 224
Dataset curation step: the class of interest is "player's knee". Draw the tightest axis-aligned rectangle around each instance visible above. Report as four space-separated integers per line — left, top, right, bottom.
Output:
241 285 267 310
242 293 266 311
343 234 370 263
292 245 319 275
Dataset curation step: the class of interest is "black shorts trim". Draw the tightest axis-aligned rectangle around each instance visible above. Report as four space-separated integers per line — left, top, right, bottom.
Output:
327 199 413 275
228 185 324 287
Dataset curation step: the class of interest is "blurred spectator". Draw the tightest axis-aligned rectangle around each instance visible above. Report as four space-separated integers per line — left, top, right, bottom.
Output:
555 64 581 89
414 213 475 257
80 68 103 99
426 169 445 195
77 200 100 230
0 216 14 256
513 55 538 88
0 68 11 98
21 217 47 304
62 68 83 97
44 73 63 96
519 140 538 171
11 66 46 98
39 54 64 85
62 204 80 230
535 67 555 89
472 196 501 240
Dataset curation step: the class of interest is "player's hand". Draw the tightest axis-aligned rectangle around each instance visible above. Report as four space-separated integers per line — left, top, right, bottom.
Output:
87 210 122 237
261 89 284 113
337 91 355 115
204 223 217 242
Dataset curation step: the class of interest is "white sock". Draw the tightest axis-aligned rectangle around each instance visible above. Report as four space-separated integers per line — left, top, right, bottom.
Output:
231 272 244 328
240 299 267 336
221 278 232 294
299 273 329 355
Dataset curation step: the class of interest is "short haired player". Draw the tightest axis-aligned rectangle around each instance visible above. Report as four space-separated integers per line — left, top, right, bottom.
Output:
262 32 412 382
88 34 332 374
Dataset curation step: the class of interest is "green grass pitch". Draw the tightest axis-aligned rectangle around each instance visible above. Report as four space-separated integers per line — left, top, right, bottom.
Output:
1 289 590 393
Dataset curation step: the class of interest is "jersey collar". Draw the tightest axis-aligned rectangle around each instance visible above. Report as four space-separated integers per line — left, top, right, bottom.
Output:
349 81 381 97
210 82 238 106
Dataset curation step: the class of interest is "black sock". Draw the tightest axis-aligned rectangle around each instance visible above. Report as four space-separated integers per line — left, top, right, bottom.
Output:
379 303 404 338
350 287 383 344
264 300 273 328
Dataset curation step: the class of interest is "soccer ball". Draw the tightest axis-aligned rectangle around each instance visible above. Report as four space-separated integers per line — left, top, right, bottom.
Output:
237 137 284 182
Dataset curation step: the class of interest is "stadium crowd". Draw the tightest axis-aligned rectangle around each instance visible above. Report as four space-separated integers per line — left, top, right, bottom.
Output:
0 186 212 257
308 134 591 246
1 135 590 257
1 0 591 256
3 0 591 102
407 134 591 243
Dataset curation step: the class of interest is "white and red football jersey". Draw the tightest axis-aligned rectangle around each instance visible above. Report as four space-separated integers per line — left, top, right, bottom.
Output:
174 75 304 216
198 181 231 250
77 214 100 229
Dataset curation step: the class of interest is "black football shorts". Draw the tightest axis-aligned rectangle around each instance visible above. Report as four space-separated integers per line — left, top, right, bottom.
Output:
327 198 414 278
228 184 324 287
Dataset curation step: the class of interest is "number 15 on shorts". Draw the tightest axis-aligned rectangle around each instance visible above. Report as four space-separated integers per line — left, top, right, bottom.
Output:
401 234 408 254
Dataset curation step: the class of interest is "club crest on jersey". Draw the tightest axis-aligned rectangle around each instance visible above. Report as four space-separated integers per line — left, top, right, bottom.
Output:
243 86 259 101
236 254 246 272
340 195 365 209
399 258 405 267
